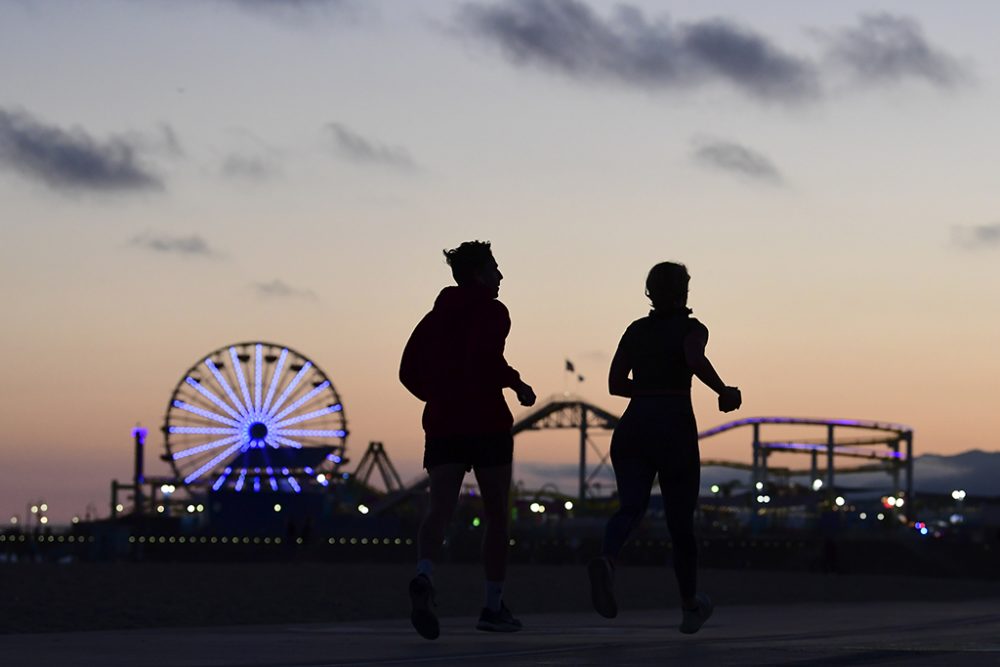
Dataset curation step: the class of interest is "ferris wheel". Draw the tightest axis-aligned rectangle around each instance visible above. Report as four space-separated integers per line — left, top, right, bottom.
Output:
162 342 348 493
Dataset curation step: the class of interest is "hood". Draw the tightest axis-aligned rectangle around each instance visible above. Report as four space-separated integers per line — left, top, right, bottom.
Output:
432 285 495 312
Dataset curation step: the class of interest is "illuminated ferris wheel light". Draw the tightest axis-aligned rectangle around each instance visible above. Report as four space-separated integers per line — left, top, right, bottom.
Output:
165 342 347 493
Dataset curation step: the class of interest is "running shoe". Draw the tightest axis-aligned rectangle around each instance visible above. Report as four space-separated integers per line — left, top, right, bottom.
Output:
409 574 439 640
475 602 523 632
587 557 618 619
679 592 714 634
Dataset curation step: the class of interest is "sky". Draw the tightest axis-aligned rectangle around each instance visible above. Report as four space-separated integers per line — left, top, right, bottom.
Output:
1 0 999 522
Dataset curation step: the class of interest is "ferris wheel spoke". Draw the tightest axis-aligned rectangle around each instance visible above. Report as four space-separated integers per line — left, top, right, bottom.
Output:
184 442 244 484
173 400 241 427
261 348 288 414
273 428 347 438
205 359 249 418
272 435 304 449
271 381 331 421
274 404 343 429
230 347 255 416
212 469 232 491
234 469 248 492
253 344 263 413
186 377 243 421
286 476 302 493
169 426 240 435
172 434 243 460
268 361 312 416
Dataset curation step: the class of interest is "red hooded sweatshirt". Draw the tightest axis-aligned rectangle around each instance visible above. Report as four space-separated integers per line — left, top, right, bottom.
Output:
400 285 522 438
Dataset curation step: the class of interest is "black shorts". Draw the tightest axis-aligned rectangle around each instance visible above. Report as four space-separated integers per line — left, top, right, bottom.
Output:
423 432 514 471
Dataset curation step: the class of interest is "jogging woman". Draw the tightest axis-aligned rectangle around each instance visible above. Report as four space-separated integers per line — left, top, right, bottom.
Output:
588 261 741 634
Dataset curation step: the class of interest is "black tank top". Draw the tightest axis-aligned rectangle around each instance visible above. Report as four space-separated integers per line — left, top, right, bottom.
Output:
619 310 706 393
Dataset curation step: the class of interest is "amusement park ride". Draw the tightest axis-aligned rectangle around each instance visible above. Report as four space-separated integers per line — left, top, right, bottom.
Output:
110 341 915 529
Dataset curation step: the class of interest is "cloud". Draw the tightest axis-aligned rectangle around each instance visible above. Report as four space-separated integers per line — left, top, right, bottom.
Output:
692 138 782 184
457 0 820 102
0 108 164 193
252 279 318 300
219 0 361 23
131 233 217 257
821 14 970 88
952 223 1000 250
220 154 281 182
327 123 417 169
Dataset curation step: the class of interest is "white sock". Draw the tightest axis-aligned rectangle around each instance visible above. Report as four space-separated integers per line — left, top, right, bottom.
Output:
485 580 503 612
416 559 434 582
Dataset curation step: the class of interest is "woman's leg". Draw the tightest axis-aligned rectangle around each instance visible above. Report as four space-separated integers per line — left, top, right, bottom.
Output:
658 445 701 604
602 457 657 558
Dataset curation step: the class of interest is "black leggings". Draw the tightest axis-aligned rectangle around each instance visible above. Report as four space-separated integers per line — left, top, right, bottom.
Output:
602 396 700 600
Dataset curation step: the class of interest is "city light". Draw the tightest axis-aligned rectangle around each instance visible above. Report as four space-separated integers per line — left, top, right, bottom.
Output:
710 484 720 494
115 504 124 512
859 512 867 520
877 513 885 521
755 482 764 491
835 496 846 507
358 504 370 515
30 505 38 514
951 489 967 501
564 501 574 511
39 517 48 525
472 517 481 527
812 479 823 491
160 484 176 495
40 504 48 512
157 506 165 513
9 517 17 525
273 504 282 512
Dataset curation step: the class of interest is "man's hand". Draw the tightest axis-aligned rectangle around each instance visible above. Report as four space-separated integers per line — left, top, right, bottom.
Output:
515 381 536 407
718 386 742 413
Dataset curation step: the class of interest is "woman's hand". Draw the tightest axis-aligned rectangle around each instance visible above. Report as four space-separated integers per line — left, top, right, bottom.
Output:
515 381 537 407
718 386 742 413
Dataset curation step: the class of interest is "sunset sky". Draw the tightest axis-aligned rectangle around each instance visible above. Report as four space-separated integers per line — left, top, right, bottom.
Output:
2 0 999 522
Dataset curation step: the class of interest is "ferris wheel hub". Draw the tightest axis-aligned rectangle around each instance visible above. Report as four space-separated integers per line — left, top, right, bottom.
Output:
249 422 268 441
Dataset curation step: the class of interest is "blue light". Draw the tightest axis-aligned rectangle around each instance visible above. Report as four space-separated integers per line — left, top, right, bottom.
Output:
271 380 330 421
287 476 301 493
173 434 242 460
173 400 240 427
235 469 247 492
920 527 929 535
304 467 314 474
269 476 278 491
204 358 249 417
253 476 261 493
186 377 242 420
273 435 304 449
170 426 238 435
254 344 263 412
275 428 347 438
212 472 229 491
185 442 243 484
275 405 342 428
269 361 312 416
229 347 254 416
261 349 288 414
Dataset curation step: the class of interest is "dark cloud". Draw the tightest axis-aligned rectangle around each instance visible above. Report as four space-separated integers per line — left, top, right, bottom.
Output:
457 0 820 102
131 233 217 257
220 154 281 182
327 123 417 170
953 223 1000 250
252 279 318 300
822 14 969 88
0 108 164 193
692 138 782 184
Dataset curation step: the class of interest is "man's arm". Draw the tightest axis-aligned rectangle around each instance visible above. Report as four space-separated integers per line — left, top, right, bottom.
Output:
469 301 535 405
399 316 430 401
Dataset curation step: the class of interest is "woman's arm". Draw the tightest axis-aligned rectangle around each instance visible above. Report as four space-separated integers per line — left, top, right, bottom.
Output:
684 323 741 411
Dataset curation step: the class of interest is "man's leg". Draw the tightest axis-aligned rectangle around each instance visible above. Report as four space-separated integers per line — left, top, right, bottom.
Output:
411 463 465 640
473 463 512 595
417 463 467 569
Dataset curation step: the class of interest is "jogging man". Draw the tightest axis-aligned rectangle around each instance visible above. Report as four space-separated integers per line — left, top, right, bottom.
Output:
400 240 536 640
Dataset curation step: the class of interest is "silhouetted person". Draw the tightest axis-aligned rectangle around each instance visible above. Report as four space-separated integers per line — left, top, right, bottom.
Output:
588 261 741 634
400 240 536 640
